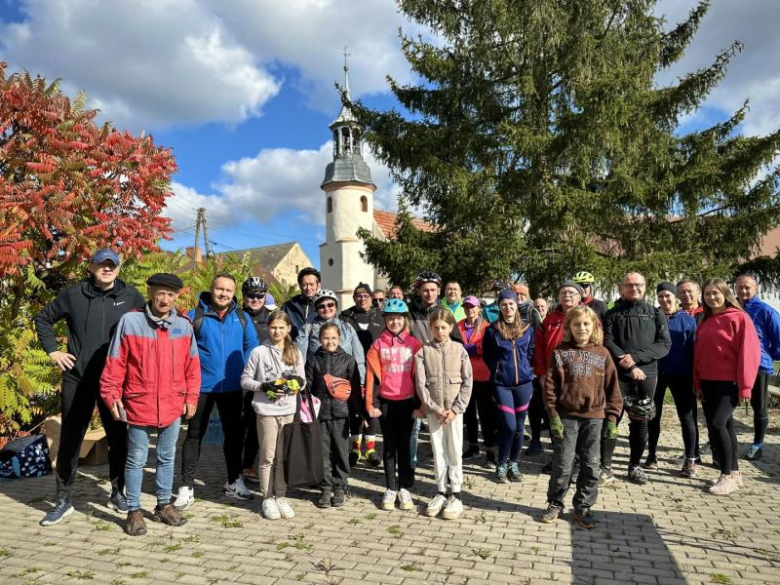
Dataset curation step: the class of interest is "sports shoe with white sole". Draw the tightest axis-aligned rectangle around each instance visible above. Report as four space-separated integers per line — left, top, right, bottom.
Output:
275 497 295 519
381 490 397 511
261 498 281 520
425 494 447 517
40 499 74 526
224 477 253 500
173 486 194 510
441 495 463 520
398 488 414 511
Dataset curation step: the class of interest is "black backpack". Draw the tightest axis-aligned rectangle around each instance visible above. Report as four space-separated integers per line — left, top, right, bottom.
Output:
192 306 248 338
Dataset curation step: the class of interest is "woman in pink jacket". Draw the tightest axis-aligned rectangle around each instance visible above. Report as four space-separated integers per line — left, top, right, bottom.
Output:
694 278 761 495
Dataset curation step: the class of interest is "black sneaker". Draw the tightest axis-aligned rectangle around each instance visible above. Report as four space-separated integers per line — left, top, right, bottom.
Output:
680 458 697 478
348 451 360 467
574 507 596 529
525 440 543 456
540 502 563 524
331 489 345 508
40 499 74 526
541 461 553 474
627 466 648 485
463 445 480 460
316 490 333 509
485 447 497 466
108 491 128 513
366 450 381 467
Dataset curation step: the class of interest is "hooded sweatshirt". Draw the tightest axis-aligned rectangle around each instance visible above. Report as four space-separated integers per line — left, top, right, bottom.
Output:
544 341 622 422
365 329 422 409
241 341 306 417
693 307 762 399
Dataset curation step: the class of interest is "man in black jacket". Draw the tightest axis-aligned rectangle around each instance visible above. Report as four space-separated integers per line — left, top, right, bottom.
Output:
282 267 321 339
599 272 671 486
34 249 145 525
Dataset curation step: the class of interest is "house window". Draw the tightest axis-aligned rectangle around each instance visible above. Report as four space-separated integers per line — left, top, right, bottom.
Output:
327 197 333 213
328 259 334 267
360 196 368 212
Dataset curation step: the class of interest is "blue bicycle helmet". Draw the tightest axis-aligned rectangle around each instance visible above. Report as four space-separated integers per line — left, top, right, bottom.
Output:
382 298 409 314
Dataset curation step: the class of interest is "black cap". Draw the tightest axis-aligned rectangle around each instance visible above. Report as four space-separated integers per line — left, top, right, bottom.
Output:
146 273 184 291
91 248 120 265
656 282 676 295
354 282 372 296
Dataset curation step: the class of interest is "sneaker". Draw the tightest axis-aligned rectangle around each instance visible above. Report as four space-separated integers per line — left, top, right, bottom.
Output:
124 510 147 536
598 468 615 487
381 490 397 511
316 490 333 509
746 444 763 461
463 445 480 460
574 507 596 529
108 491 128 513
539 502 563 524
441 495 463 520
700 441 711 454
366 450 381 467
40 499 74 526
642 456 657 470
627 466 648 485
173 486 194 510
153 503 187 527
732 470 744 488
398 488 414 511
507 462 522 483
680 458 697 478
349 450 361 467
425 494 448 517
525 440 543 456
275 497 295 519
495 463 508 484
243 468 260 484
224 477 253 501
485 448 497 466
332 489 345 508
708 474 738 495
261 497 281 520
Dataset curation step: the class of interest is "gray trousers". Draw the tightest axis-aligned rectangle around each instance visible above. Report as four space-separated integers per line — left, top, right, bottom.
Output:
547 416 603 510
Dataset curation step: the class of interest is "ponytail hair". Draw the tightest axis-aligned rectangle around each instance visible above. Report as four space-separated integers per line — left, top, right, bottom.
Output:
267 310 299 366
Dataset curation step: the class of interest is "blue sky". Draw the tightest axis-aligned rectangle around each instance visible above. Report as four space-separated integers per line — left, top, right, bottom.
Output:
2 0 779 268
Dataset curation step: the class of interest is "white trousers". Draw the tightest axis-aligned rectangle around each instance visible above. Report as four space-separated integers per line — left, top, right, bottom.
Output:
427 412 464 493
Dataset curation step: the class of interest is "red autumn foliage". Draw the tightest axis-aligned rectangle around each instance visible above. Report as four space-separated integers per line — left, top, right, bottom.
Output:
0 62 177 281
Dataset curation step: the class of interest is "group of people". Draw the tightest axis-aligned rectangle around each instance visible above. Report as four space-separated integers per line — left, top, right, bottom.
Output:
33 249 779 534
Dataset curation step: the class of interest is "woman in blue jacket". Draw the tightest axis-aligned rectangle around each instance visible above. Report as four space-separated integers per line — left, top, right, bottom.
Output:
483 289 535 484
644 283 699 477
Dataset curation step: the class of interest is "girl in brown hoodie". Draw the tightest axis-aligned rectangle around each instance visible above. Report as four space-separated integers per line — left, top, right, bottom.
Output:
540 306 622 529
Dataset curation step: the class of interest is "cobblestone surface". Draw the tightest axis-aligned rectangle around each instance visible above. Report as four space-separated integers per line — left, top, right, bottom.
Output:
1 409 779 585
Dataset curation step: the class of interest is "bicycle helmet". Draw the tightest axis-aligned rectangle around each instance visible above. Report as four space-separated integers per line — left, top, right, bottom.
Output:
297 267 321 284
414 270 442 288
382 298 409 314
242 276 268 294
313 289 338 307
624 395 656 422
572 271 595 285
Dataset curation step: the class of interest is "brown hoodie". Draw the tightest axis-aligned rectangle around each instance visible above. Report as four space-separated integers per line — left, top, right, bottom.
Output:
544 341 622 422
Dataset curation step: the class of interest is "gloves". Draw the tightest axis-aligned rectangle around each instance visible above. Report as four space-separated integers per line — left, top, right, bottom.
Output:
605 421 618 439
549 416 563 440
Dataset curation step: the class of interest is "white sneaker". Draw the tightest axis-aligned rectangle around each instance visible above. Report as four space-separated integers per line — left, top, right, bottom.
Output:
261 498 281 520
441 495 463 520
381 490 397 511
224 477 253 500
173 486 194 510
708 474 738 495
275 497 295 519
398 488 414 511
425 494 447 517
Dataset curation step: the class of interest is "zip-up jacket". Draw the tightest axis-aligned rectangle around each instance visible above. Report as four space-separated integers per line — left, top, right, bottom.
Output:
340 305 384 354
245 306 272 344
241 342 306 417
189 293 259 394
100 306 200 428
583 296 608 323
441 298 466 322
533 306 568 377
743 296 780 373
456 317 491 381
482 300 541 328
603 299 671 381
659 310 696 377
294 317 365 384
34 278 146 383
282 293 317 340
365 330 422 410
544 341 622 422
694 307 761 399
306 346 362 421
482 322 535 387
408 297 463 343
414 339 473 415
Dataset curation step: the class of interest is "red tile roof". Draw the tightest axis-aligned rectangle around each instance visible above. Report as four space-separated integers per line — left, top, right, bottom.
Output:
373 209 435 239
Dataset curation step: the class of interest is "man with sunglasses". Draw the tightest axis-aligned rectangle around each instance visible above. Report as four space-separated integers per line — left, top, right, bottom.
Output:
371 289 386 310
572 271 608 323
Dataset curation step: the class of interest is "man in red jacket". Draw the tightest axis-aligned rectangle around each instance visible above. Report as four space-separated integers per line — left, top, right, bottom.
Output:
101 273 201 536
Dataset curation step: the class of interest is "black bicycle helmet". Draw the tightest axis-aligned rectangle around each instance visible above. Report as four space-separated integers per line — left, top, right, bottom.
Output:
242 276 268 294
414 270 442 288
624 395 656 422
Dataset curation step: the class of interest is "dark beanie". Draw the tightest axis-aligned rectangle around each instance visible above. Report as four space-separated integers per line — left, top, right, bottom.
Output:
353 282 372 296
656 282 676 295
497 288 519 304
559 280 583 296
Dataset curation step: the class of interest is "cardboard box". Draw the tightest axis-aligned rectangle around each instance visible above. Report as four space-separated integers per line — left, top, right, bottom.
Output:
79 429 109 466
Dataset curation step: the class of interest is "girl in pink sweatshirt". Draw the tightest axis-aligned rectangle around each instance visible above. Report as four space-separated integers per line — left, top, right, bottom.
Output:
694 278 761 495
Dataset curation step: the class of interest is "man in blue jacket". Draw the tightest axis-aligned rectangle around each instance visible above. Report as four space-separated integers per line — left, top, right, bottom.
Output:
174 273 259 509
735 273 780 461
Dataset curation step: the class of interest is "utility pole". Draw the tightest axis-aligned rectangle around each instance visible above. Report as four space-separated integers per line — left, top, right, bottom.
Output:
193 207 212 260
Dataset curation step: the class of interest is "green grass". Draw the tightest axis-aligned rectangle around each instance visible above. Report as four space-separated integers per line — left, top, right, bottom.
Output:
364 513 377 520
709 574 733 585
400 563 421 572
163 544 182 553
211 514 243 528
0 547 11 558
66 569 95 580
387 525 403 538
191 551 204 558
470 548 492 560
346 518 362 526
130 572 148 579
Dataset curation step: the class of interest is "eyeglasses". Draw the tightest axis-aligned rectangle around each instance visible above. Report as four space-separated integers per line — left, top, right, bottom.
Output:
623 283 645 289
245 293 265 300
318 302 337 309
580 283 591 288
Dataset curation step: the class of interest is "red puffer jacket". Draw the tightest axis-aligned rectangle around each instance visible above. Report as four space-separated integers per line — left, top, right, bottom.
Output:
534 307 568 377
101 307 201 428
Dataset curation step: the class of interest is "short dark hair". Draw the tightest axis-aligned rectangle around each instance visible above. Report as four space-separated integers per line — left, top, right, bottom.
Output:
211 273 236 286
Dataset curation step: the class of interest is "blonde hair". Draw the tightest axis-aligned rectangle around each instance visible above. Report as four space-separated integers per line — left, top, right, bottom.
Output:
701 278 743 322
562 306 603 345
267 310 299 366
428 308 456 329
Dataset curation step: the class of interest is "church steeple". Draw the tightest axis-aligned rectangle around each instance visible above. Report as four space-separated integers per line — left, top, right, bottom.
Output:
322 48 374 187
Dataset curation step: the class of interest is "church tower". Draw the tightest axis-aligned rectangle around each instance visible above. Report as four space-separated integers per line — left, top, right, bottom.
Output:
320 53 377 308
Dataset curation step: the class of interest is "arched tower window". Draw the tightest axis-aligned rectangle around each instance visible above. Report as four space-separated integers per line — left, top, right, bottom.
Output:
327 197 333 213
360 196 368 212
352 129 361 155
341 127 351 154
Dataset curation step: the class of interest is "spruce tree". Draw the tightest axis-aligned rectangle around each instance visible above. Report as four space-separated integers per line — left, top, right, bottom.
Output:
354 0 780 295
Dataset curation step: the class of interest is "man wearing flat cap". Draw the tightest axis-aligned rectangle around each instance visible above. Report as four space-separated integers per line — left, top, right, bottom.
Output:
100 273 201 536
34 249 146 526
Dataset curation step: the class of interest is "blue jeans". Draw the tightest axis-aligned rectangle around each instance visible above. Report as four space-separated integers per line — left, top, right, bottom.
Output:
126 418 181 511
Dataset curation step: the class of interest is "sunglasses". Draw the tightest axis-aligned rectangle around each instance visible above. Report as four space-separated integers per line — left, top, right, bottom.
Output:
372 299 384 306
245 293 265 300
318 302 337 309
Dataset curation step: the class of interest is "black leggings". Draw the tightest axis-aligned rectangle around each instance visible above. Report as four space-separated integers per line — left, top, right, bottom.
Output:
527 377 549 443
378 398 415 491
701 380 739 475
601 377 657 470
647 374 700 460
242 392 259 470
751 371 769 445
464 380 498 448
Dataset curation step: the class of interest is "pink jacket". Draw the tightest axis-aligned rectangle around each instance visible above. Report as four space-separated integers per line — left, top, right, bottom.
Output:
365 330 422 409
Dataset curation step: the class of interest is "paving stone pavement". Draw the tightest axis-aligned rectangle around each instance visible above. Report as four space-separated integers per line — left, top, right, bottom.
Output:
1 409 779 585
